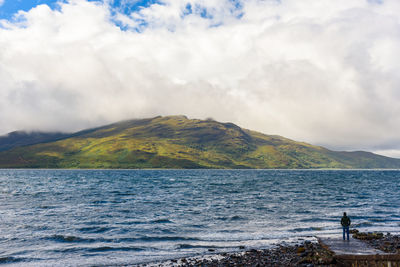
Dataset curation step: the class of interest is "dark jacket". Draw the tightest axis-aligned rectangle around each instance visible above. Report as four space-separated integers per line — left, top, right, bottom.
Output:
341 215 351 227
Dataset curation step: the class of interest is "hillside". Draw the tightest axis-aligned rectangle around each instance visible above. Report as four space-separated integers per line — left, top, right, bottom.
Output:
0 115 399 169
0 131 71 152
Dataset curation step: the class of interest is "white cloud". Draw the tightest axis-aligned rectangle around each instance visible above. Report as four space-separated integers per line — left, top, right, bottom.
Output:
372 149 400 159
1 0 400 156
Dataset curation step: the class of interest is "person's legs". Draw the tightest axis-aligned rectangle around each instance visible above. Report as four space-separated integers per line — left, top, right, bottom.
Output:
343 227 345 240
346 227 350 240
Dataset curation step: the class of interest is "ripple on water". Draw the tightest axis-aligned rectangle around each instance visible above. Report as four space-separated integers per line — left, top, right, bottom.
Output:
77 226 114 233
44 235 97 243
85 246 146 252
0 256 34 264
176 244 223 249
215 215 247 221
150 219 174 224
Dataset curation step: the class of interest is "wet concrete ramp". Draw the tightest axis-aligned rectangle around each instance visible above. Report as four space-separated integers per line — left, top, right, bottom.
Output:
318 237 388 255
318 237 400 266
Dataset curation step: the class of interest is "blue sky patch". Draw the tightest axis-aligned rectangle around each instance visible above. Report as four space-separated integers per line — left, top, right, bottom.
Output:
110 0 161 14
0 0 161 20
181 3 192 17
0 0 244 31
0 0 63 20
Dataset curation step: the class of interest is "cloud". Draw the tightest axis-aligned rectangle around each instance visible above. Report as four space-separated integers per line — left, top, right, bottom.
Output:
0 0 4 7
1 0 400 156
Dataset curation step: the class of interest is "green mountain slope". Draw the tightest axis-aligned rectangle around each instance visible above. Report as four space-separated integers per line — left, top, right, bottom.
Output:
0 115 399 169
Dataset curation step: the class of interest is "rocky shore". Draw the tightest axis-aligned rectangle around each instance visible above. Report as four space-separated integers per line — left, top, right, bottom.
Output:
351 229 400 253
139 240 335 267
138 231 400 267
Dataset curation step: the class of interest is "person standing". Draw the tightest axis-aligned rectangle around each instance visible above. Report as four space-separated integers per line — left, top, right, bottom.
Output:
341 212 351 241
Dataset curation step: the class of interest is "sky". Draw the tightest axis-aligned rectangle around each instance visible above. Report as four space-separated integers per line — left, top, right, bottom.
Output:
1 0 400 157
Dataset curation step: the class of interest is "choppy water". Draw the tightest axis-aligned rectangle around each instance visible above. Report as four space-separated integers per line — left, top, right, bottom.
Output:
0 169 399 266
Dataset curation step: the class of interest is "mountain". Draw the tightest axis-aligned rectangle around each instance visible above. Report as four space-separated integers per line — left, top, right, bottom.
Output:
0 115 399 169
0 131 71 152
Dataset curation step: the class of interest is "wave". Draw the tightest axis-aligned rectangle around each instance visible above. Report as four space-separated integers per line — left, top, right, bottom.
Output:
353 222 373 227
127 236 201 242
177 244 223 249
150 219 174 224
216 215 246 221
44 235 97 243
44 234 203 245
78 226 114 233
0 256 34 264
110 191 136 196
50 246 148 254
299 217 333 223
115 218 178 225
44 234 201 244
290 227 324 232
86 246 145 252
38 205 58 209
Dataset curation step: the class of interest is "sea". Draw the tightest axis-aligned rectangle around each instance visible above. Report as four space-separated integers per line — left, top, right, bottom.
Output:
0 169 399 266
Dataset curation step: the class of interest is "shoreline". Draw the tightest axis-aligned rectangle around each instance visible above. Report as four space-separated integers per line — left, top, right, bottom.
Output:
137 240 333 267
136 231 400 267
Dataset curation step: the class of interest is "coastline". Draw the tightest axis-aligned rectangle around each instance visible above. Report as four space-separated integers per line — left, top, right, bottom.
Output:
137 240 333 267
137 231 400 267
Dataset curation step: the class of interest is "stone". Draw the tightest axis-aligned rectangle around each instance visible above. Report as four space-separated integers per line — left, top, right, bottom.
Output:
297 246 306 254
